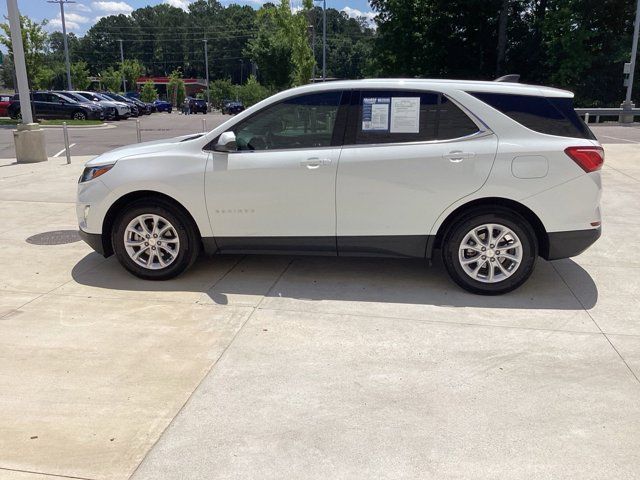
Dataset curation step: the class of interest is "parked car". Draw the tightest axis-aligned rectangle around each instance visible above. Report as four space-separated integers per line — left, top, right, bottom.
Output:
76 78 602 294
188 97 207 114
9 91 105 121
153 99 172 113
0 94 12 117
101 92 140 117
73 91 131 120
221 100 244 115
54 91 116 120
128 96 153 115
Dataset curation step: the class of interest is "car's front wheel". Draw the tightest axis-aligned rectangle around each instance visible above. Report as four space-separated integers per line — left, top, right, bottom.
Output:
72 111 87 120
441 208 538 295
112 200 200 280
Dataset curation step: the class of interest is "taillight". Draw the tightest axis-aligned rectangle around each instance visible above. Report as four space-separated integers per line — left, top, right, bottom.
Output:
564 146 604 173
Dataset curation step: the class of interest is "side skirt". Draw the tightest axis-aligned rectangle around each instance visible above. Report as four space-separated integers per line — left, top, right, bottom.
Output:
203 235 433 259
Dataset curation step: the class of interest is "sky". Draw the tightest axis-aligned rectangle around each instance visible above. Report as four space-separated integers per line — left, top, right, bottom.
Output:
0 1 376 34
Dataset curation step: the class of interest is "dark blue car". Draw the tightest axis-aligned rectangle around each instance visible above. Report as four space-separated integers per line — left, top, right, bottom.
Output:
153 99 172 113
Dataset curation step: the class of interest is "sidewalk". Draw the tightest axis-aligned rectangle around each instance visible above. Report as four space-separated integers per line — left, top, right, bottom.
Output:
1 148 640 480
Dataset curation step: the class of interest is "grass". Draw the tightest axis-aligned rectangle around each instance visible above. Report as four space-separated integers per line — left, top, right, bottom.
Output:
40 119 103 126
0 119 19 125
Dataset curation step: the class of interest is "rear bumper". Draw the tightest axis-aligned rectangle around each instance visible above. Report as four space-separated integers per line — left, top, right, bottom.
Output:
543 227 601 260
79 229 108 257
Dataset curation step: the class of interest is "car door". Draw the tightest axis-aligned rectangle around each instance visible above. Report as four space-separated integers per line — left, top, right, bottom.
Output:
205 90 348 253
336 89 498 257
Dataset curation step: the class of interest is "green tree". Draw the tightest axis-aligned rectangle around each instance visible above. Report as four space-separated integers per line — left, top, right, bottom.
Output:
246 0 314 89
122 59 143 93
236 75 270 107
71 61 91 90
0 15 48 89
167 69 186 106
140 80 158 102
99 67 122 92
209 78 237 108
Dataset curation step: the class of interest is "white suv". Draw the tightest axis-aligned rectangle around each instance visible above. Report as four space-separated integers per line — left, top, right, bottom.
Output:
77 79 602 294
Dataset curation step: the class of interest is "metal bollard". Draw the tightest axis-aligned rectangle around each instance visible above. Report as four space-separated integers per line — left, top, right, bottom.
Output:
585 112 590 124
62 121 71 165
136 119 141 143
202 118 207 133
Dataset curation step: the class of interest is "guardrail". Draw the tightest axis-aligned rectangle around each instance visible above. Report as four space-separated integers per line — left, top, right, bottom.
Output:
575 108 640 124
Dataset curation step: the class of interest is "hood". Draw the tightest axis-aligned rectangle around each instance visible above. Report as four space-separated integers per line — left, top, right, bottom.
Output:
97 100 118 108
85 133 205 166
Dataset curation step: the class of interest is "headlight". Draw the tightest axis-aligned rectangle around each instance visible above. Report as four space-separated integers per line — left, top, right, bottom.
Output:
79 163 115 183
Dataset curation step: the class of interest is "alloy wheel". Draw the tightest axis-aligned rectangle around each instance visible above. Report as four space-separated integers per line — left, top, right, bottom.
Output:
458 223 523 283
123 214 180 270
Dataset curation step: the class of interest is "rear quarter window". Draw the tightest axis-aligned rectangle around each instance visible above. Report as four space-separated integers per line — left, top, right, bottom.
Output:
469 91 595 140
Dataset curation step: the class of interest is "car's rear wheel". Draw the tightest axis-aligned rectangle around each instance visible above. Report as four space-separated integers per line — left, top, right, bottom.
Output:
441 208 538 295
112 200 200 280
72 111 87 120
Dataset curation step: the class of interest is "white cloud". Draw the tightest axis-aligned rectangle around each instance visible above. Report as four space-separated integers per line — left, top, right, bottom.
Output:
92 1 134 14
48 12 91 32
164 0 193 10
341 6 377 24
70 3 92 13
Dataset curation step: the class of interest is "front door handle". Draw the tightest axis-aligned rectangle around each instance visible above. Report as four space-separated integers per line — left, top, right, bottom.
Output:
443 151 474 163
301 157 332 169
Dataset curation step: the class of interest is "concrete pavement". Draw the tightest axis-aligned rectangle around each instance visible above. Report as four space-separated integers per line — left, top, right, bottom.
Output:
0 146 639 479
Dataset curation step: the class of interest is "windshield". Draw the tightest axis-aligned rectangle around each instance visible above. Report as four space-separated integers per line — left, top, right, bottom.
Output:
63 92 90 103
56 93 79 104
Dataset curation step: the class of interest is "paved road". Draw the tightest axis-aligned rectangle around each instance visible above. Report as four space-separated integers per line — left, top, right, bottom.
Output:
1 114 640 159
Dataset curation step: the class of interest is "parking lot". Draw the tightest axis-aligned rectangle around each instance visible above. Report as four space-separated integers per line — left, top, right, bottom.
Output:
1 115 640 161
1 118 640 479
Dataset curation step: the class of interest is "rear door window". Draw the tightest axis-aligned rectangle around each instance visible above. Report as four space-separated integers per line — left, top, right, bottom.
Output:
350 90 479 145
468 91 595 140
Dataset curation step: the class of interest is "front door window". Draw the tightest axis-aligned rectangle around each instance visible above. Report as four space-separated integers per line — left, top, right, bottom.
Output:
233 91 342 151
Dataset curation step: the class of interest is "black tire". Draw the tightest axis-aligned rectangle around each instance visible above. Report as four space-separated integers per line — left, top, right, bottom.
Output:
111 199 201 280
441 207 538 295
72 110 87 120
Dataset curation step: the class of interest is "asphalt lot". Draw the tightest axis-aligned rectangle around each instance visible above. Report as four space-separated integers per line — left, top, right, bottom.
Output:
0 136 640 479
0 112 229 159
1 114 640 159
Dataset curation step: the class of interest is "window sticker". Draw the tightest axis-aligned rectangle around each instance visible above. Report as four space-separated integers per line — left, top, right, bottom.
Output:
362 97 390 131
390 97 420 133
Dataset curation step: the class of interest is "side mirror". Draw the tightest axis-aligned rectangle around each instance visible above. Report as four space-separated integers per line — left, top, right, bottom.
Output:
214 131 237 152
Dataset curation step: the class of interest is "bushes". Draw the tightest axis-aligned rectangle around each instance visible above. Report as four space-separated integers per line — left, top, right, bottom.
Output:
209 75 271 109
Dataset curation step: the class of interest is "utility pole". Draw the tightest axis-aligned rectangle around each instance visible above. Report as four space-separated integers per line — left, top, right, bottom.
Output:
118 39 126 93
308 24 316 81
622 0 640 122
239 59 244 84
7 0 47 162
313 0 326 81
47 0 74 90
203 39 210 109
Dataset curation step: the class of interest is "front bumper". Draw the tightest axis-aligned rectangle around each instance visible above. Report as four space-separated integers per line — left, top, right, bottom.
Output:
543 227 601 260
79 229 108 256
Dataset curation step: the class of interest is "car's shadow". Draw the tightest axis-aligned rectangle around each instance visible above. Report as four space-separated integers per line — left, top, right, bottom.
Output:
70 252 597 310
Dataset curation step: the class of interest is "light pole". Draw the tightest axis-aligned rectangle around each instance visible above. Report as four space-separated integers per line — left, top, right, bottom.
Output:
7 0 47 162
312 0 326 80
203 38 210 109
622 0 640 122
47 0 74 90
118 39 126 93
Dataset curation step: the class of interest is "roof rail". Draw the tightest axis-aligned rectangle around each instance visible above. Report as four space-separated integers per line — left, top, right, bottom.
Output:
494 74 520 83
